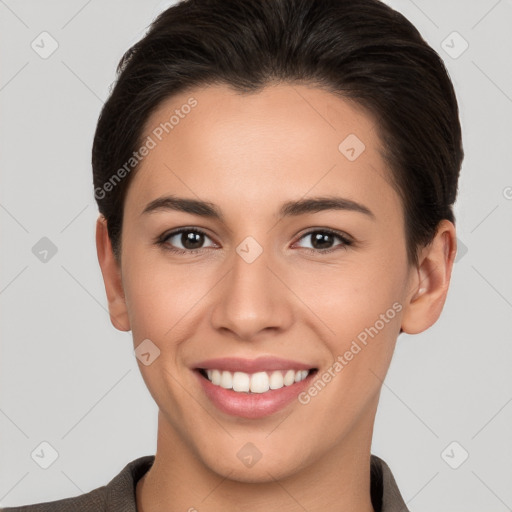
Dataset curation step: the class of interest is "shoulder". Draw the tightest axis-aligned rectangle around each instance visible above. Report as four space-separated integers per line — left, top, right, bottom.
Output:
1 486 105 512
370 454 410 512
1 455 155 512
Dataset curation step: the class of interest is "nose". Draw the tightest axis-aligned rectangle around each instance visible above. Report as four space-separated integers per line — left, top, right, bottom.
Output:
210 241 294 341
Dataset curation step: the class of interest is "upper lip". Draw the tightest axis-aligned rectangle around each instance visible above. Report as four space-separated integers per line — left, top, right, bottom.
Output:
194 357 317 373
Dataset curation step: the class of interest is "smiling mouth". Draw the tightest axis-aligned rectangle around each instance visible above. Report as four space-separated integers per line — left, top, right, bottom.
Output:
196 367 318 394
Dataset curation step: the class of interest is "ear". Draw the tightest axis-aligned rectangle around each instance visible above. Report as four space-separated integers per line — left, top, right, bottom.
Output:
95 215 131 332
401 219 457 335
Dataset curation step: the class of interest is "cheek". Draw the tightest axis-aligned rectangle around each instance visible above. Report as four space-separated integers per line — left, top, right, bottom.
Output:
123 256 211 343
292 255 405 385
297 258 402 328
305 277 402 413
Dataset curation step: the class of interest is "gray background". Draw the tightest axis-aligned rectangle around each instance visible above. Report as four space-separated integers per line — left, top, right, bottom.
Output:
1 0 511 510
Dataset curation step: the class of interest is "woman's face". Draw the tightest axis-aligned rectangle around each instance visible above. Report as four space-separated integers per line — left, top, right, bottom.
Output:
111 83 421 480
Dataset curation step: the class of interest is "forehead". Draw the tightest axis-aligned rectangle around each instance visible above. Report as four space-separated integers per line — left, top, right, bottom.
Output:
125 83 401 223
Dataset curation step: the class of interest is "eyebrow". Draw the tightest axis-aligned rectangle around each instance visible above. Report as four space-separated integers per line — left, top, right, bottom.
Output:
141 195 376 221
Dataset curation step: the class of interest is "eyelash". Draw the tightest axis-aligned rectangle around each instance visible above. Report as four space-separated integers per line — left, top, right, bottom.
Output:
155 227 353 256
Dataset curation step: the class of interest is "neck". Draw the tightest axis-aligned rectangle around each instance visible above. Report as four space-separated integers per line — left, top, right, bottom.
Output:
136 409 377 512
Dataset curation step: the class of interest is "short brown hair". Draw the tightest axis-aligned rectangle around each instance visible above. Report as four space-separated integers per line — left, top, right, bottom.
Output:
92 0 463 267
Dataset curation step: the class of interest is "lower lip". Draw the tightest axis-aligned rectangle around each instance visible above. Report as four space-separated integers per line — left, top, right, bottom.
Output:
194 370 317 419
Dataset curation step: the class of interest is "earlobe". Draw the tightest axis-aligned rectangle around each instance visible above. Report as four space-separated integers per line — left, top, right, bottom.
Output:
95 215 131 332
400 220 457 335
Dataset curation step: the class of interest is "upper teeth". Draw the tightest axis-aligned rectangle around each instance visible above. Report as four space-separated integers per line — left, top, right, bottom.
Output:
205 369 310 393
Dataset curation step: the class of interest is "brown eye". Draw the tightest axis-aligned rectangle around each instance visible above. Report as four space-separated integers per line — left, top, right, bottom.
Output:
295 229 352 254
159 228 217 254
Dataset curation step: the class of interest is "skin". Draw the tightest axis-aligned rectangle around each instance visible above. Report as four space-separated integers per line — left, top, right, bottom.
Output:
96 83 457 512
